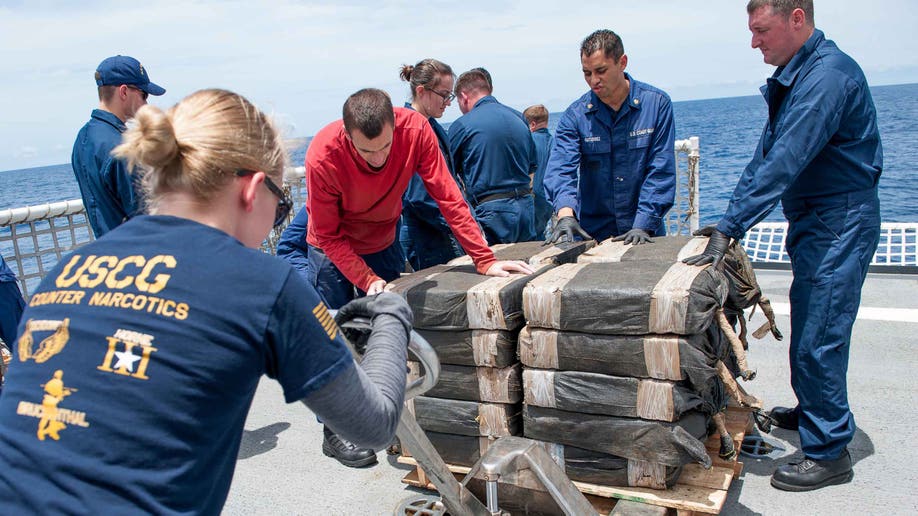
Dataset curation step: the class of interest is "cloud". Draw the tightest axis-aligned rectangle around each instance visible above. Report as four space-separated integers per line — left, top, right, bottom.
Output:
14 146 39 160
0 0 916 171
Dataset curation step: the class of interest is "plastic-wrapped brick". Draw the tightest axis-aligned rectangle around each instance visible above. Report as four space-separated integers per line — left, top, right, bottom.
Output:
523 261 728 335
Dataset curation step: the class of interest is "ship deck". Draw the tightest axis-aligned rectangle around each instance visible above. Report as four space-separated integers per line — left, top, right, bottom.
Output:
223 269 918 515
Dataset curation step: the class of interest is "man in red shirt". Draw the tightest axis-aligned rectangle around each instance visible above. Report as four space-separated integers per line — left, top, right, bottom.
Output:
305 88 533 466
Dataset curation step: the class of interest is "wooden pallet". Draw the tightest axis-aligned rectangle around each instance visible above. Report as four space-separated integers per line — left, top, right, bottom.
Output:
399 405 752 515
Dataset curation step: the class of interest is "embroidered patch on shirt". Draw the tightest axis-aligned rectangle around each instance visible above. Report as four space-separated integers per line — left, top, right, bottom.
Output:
584 136 602 143
629 128 655 138
312 302 338 341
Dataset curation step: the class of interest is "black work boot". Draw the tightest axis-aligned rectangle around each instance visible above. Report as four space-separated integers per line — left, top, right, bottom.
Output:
770 449 853 492
322 426 378 468
768 406 799 431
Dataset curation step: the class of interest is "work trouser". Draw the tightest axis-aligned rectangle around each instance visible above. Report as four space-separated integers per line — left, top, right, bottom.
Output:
401 211 463 271
473 195 537 245
782 187 880 460
307 240 405 310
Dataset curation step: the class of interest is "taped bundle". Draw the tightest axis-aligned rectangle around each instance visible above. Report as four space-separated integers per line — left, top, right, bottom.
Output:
522 369 714 422
523 261 729 335
522 405 712 468
411 396 521 438
387 263 553 330
518 325 725 392
447 240 596 267
414 328 518 368
408 361 522 403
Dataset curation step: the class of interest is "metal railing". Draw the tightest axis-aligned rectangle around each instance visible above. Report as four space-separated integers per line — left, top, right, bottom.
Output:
742 221 918 266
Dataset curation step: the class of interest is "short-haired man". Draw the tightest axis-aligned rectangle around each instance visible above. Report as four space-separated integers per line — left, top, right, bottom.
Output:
544 29 675 245
72 55 166 237
449 70 538 244
305 88 533 467
523 104 554 236
685 0 881 492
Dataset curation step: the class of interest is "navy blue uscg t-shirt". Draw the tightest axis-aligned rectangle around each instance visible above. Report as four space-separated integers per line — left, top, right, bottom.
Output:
0 215 354 514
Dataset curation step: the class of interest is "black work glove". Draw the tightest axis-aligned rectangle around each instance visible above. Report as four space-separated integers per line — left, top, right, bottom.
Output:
334 293 414 354
544 216 592 245
683 228 731 267
611 228 654 245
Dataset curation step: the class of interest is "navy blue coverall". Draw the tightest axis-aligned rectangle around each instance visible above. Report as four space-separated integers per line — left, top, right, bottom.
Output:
716 30 882 461
71 109 142 237
276 206 312 284
544 75 676 242
0 256 25 347
400 104 464 270
531 127 554 237
449 96 538 244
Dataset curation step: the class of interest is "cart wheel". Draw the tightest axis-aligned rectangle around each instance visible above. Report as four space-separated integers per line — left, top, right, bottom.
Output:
394 494 447 516
740 434 785 459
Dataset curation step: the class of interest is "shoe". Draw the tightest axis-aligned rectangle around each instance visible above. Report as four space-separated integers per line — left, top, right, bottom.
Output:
322 427 378 468
770 449 853 492
768 406 799 431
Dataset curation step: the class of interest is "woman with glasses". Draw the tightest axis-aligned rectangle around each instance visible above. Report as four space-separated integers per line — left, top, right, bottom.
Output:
398 58 469 270
0 89 414 513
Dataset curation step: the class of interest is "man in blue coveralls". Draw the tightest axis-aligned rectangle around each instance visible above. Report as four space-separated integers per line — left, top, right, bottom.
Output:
685 0 881 492
543 29 675 245
523 104 554 237
0 256 25 349
449 69 538 244
72 55 166 237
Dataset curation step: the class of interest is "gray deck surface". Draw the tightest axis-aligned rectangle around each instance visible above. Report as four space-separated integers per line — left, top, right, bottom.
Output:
223 270 918 515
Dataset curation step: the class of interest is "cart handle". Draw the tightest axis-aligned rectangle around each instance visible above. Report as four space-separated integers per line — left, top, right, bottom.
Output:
335 314 440 400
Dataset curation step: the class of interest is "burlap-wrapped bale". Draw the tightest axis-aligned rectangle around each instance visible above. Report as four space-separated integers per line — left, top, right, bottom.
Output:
523 405 712 467
408 362 522 403
579 235 707 264
409 432 681 490
523 261 728 335
447 240 596 267
408 431 493 468
415 328 517 367
522 369 714 422
411 396 521 438
518 325 726 392
387 264 552 330
544 442 683 490
580 234 782 339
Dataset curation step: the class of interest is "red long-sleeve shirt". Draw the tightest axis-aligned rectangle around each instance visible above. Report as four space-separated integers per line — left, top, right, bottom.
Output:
306 108 495 292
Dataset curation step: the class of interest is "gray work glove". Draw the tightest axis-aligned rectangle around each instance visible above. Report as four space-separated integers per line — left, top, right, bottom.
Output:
683 227 731 268
611 228 654 245
334 293 413 354
544 216 592 245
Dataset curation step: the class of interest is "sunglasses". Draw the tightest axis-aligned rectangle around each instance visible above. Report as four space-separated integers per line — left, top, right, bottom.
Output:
424 87 455 103
235 169 293 228
126 85 149 101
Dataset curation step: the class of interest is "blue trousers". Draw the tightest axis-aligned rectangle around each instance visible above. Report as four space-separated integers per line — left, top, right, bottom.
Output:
783 188 880 460
401 211 463 271
474 195 537 245
307 241 405 309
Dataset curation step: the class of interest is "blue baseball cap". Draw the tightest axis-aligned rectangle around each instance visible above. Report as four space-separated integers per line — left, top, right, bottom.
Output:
95 55 166 96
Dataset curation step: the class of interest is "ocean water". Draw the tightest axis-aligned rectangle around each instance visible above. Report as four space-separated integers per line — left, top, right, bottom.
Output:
2 83 916 225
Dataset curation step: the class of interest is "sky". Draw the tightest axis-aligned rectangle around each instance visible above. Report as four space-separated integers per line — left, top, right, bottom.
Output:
1 0 916 171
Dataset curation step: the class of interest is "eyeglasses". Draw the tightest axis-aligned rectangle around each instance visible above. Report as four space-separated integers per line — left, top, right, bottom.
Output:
126 85 149 101
235 169 293 228
424 87 455 103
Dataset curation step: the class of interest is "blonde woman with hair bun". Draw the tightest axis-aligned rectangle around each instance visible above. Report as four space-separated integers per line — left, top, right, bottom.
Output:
0 89 414 513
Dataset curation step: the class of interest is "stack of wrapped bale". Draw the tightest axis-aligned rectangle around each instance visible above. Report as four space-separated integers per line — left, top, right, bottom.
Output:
387 241 595 467
519 236 738 490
